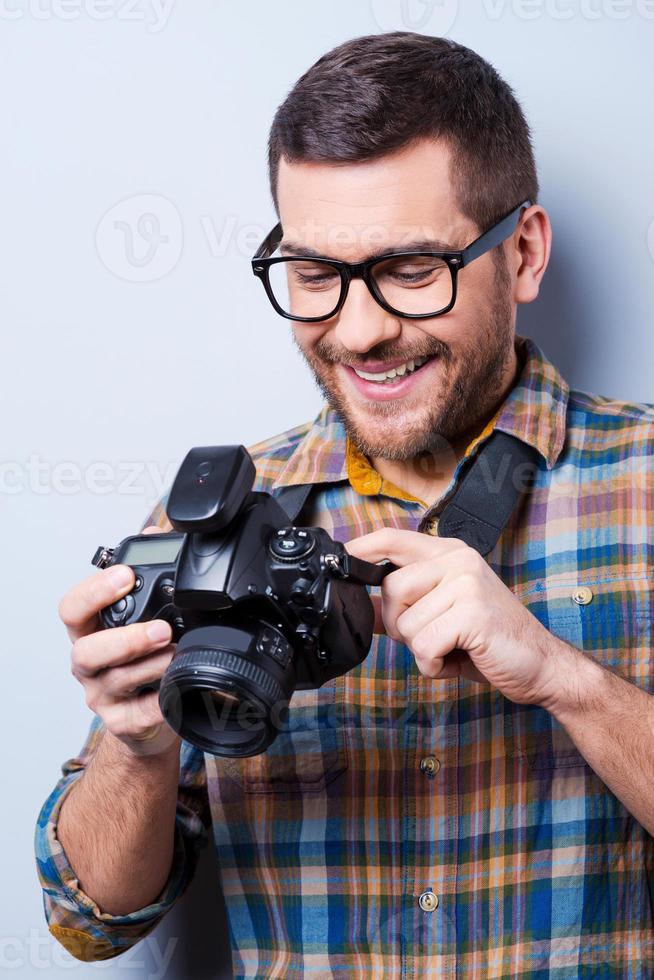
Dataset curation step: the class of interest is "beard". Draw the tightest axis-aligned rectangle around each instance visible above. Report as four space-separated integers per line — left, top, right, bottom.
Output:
291 255 516 463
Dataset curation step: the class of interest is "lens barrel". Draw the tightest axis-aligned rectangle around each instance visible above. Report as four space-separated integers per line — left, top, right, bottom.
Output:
158 623 295 757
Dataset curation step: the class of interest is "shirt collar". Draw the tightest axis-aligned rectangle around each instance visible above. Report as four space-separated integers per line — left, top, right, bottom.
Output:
272 334 569 491
493 334 569 470
272 402 349 488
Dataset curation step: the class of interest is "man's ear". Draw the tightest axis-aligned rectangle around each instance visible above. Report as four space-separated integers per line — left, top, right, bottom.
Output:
511 205 552 305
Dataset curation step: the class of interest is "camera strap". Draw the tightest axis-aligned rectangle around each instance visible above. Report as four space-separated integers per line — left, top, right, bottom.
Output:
273 429 539 558
433 430 539 556
273 482 315 523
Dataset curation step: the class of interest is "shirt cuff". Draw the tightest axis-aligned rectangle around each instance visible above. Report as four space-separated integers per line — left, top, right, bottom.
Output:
35 765 192 959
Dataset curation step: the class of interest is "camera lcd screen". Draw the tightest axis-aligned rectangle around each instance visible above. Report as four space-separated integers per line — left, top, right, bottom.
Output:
121 537 182 566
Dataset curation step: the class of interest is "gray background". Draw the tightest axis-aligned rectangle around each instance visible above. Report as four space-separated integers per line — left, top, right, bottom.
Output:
2 1 653 977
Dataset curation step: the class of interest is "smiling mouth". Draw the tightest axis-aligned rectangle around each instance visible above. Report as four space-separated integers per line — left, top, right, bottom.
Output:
349 354 436 384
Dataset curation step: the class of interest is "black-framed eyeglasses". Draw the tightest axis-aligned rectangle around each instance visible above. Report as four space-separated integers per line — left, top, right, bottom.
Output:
251 200 531 323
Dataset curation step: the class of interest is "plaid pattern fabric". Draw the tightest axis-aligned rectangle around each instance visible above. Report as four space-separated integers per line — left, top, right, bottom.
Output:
35 335 654 977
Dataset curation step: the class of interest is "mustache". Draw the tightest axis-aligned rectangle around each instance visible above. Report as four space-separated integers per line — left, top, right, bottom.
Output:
313 337 451 367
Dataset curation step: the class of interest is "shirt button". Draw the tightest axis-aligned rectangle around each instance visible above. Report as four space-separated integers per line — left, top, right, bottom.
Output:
571 586 593 605
419 755 441 777
418 890 439 912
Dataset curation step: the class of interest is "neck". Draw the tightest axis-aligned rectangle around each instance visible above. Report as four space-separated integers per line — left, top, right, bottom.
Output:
371 344 520 506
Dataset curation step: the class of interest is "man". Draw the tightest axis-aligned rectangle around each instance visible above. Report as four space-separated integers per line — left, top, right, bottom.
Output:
36 32 654 978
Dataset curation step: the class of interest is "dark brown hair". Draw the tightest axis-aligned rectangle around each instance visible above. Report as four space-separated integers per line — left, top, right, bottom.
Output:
268 32 538 235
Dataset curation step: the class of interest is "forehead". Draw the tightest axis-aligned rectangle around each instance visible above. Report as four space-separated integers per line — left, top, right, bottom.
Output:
276 138 470 259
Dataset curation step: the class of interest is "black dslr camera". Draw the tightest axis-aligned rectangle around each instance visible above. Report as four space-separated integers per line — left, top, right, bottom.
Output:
93 445 395 757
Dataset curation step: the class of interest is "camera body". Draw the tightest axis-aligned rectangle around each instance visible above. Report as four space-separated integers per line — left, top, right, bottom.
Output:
93 445 395 756
94 519 383 690
93 532 184 634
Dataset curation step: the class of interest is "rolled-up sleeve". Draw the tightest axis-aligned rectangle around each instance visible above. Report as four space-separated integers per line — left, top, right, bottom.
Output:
34 713 211 961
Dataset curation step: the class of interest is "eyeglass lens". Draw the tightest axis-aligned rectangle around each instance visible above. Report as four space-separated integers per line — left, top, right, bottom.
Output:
267 254 453 319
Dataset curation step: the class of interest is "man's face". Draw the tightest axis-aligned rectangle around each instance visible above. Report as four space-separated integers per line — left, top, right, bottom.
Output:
276 138 517 461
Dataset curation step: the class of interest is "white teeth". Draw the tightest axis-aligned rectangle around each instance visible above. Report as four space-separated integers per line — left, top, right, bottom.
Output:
353 355 430 383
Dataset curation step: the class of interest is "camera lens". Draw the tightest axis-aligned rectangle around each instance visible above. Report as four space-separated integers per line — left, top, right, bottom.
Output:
158 623 295 757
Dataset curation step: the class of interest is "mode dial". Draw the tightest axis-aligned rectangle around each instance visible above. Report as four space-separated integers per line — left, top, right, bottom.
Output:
269 527 316 563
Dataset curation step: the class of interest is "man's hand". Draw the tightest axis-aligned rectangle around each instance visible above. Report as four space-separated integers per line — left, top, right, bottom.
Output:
59 526 181 758
345 527 571 707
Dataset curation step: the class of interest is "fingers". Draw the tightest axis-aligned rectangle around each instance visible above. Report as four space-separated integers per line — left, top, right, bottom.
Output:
393 577 464 643
70 625 179 757
424 648 487 683
380 560 454 639
71 620 172 679
59 527 164 642
82 645 176 710
376 584 487 683
62 522 180 757
59 565 136 642
369 545 488 641
345 527 466 567
410 607 464 677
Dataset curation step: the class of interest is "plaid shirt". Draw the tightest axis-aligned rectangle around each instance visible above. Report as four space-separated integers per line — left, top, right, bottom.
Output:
35 335 654 978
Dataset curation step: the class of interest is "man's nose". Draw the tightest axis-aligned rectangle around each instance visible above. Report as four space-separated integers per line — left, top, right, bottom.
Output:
330 279 402 352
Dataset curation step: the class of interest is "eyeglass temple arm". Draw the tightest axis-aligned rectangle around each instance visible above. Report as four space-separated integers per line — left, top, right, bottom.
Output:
253 222 283 260
459 201 532 267
254 205 531 265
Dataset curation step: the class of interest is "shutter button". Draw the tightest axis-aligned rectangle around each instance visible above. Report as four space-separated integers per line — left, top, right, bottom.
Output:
418 890 439 912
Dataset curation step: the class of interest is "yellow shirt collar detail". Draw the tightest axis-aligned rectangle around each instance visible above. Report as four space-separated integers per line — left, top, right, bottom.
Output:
345 408 501 509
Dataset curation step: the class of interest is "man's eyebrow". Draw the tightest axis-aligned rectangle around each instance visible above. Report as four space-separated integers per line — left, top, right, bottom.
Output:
279 237 456 260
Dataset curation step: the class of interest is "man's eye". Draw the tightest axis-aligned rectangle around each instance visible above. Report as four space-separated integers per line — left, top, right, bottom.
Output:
390 267 440 283
294 270 339 287
381 267 445 288
375 257 449 287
